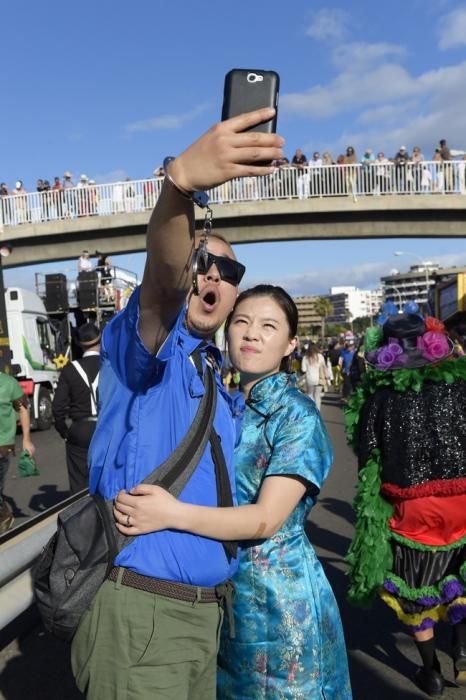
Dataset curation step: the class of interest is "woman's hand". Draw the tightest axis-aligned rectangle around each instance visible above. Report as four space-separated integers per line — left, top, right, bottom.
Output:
170 108 284 193
113 484 181 536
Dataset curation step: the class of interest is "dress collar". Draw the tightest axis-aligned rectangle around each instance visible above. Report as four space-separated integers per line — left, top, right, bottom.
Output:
246 372 294 411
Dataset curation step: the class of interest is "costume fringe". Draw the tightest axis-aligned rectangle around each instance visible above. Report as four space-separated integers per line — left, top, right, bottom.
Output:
390 530 466 552
380 592 466 629
346 449 394 607
385 560 466 602
382 477 466 500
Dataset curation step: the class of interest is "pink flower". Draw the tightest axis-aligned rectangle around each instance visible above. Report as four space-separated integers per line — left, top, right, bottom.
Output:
375 342 404 370
418 331 449 362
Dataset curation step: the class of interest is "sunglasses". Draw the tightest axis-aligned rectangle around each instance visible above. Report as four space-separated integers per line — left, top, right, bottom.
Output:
194 250 246 287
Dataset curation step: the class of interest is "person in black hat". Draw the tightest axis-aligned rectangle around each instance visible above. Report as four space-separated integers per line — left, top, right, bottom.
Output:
52 323 100 493
346 308 466 696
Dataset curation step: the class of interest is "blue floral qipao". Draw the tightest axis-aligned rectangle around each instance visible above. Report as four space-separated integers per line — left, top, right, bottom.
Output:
218 373 352 699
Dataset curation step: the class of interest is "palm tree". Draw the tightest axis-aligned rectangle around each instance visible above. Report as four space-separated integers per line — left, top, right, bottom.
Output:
314 297 334 342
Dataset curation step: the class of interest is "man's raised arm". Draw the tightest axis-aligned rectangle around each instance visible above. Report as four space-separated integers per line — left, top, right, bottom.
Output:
138 108 284 353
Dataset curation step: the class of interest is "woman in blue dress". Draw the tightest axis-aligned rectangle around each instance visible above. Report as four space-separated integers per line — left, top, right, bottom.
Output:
115 285 352 699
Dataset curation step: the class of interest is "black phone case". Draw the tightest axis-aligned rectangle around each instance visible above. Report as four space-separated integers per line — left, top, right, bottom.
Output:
221 69 280 133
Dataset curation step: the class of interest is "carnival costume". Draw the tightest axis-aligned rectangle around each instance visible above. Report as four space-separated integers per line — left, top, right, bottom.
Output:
345 304 466 690
218 372 352 699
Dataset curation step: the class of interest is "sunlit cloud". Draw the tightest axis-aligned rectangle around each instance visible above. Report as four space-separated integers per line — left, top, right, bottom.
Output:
244 250 466 297
305 8 350 42
93 169 129 183
438 6 466 49
125 103 210 133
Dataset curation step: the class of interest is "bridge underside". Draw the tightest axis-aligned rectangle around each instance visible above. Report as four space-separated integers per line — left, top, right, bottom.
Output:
3 195 466 268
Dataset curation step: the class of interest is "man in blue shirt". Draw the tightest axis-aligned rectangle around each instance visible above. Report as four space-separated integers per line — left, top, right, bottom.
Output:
339 341 356 403
71 107 284 700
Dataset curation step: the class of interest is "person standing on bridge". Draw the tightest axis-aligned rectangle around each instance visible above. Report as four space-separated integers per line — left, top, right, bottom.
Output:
346 308 466 696
52 323 100 494
0 372 35 533
70 107 284 700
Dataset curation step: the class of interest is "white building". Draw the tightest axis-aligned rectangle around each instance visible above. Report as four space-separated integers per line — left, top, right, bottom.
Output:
327 286 383 324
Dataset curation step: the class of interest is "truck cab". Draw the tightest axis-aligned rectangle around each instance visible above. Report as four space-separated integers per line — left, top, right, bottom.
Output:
6 287 60 430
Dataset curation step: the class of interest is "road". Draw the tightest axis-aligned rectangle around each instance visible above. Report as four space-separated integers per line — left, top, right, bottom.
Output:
0 395 464 699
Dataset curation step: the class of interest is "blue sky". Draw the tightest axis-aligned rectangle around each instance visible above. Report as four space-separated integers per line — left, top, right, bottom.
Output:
3 0 466 295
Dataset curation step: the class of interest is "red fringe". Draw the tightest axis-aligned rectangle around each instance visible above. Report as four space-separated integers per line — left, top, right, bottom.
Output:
382 478 466 501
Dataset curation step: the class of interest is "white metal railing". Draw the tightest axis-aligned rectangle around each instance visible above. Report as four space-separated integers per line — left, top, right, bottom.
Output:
1 161 466 229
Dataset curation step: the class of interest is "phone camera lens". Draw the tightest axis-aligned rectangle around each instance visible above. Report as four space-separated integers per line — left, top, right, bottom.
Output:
247 73 263 83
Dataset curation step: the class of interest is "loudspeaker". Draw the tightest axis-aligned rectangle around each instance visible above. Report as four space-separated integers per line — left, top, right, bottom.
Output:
45 273 68 311
77 271 99 309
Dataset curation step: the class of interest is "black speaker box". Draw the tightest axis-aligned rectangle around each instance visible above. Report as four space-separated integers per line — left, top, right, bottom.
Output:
78 271 99 309
45 273 68 311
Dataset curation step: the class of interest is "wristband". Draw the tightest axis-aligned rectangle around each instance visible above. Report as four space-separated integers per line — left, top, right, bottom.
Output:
163 157 209 208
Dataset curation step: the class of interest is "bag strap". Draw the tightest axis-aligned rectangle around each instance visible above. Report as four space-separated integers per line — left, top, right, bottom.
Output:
210 429 238 562
146 354 216 496
110 345 217 551
71 360 99 416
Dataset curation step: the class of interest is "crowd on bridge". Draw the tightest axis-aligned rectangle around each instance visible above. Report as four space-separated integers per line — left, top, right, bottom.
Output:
1 137 466 228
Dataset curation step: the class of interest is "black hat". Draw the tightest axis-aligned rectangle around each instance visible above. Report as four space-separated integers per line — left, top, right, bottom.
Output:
77 323 101 348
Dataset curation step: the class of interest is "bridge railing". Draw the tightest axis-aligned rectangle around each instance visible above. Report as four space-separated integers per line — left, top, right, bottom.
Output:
1 161 466 229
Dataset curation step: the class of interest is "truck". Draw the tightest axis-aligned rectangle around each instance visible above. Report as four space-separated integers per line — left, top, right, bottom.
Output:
6 287 61 430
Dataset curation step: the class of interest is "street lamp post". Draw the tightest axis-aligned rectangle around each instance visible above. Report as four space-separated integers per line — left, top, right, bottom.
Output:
394 250 431 310
385 284 403 311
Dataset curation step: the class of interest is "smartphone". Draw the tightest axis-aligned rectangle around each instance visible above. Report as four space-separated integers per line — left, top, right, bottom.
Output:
221 69 280 133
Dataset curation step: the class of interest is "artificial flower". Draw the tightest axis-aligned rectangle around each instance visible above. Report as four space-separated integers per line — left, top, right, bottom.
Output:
417 331 449 362
376 342 405 370
424 317 446 334
364 326 383 351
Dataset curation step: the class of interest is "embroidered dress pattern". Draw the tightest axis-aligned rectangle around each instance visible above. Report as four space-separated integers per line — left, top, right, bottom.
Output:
217 373 352 699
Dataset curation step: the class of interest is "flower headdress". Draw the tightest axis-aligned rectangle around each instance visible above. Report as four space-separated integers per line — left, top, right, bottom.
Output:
365 301 452 371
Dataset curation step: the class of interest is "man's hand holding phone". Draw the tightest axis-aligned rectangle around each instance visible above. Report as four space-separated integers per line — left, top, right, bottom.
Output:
168 108 284 195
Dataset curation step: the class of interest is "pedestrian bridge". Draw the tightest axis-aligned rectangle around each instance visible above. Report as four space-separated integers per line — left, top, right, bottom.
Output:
1 162 465 268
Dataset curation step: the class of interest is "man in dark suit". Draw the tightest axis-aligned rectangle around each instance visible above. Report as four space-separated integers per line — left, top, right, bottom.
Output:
52 324 100 493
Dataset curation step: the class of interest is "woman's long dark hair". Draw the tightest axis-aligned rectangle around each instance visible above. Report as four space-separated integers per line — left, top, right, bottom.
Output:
226 284 298 373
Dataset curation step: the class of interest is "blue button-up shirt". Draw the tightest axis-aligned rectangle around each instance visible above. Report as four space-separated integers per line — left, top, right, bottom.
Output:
89 288 238 586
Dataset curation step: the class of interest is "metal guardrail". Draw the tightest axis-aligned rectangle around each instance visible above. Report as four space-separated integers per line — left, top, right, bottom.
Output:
1 161 466 229
0 489 87 632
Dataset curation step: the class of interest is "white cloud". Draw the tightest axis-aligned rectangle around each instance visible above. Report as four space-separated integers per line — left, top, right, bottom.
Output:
125 103 209 133
246 260 391 296
331 62 466 157
331 42 406 70
281 63 418 119
305 8 350 42
282 27 466 157
357 101 418 127
245 251 466 297
93 169 129 184
438 6 466 49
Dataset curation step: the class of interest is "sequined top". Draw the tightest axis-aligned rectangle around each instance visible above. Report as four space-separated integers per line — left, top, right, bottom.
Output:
357 379 466 488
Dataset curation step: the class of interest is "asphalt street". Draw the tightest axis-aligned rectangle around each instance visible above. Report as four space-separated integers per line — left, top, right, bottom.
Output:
0 395 464 699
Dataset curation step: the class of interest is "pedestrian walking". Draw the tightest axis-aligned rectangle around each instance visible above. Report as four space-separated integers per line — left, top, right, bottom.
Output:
346 310 466 696
339 341 355 402
114 285 352 699
0 372 35 533
52 324 100 494
301 342 328 410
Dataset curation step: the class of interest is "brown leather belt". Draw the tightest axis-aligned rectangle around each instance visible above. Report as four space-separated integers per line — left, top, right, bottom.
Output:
108 566 223 604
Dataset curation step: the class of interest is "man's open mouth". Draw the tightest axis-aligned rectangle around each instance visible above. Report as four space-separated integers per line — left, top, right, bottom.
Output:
201 289 219 311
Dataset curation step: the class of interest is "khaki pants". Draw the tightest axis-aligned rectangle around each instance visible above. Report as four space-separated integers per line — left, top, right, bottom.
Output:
71 574 224 700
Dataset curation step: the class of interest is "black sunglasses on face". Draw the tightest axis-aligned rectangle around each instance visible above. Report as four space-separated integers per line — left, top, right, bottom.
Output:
196 251 246 286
